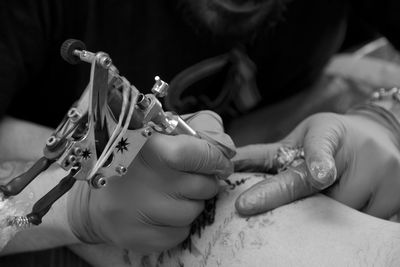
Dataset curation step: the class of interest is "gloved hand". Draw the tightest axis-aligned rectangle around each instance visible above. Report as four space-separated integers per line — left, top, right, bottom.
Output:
67 110 235 252
234 111 400 219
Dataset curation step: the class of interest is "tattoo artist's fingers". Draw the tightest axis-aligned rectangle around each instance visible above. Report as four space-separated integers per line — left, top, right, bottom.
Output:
303 113 342 190
176 173 219 200
139 190 205 227
233 143 282 172
183 110 224 132
235 160 318 216
116 224 190 253
144 133 233 177
197 131 236 159
184 111 236 159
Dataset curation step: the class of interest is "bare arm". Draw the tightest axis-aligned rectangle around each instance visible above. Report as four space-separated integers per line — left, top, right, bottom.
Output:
0 117 80 255
70 173 400 267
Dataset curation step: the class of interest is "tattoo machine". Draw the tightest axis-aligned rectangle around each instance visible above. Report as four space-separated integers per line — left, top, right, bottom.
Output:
0 39 198 228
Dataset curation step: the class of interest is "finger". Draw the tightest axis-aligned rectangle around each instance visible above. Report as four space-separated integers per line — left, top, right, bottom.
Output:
115 224 190 253
232 119 309 173
303 114 342 190
183 110 224 132
140 192 205 227
235 160 318 216
198 131 236 159
183 111 236 158
145 133 233 177
176 173 219 200
233 143 282 172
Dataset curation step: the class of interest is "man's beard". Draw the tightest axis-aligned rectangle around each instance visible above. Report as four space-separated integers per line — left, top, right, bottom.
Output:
174 0 293 43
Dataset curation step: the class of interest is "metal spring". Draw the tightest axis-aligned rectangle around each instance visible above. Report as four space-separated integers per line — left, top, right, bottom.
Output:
7 216 31 229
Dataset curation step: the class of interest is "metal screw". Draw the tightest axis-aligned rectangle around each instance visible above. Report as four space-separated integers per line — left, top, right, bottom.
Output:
67 108 81 122
46 136 58 147
91 175 107 188
151 76 169 98
100 56 112 69
115 165 127 176
67 155 77 165
141 127 153 137
73 147 83 156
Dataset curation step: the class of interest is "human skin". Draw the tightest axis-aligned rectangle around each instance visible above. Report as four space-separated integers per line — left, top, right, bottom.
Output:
69 173 400 267
0 117 80 254
1 105 400 266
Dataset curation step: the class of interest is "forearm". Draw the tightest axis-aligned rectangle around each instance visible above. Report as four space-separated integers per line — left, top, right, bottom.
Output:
0 118 81 255
0 161 80 255
0 116 53 161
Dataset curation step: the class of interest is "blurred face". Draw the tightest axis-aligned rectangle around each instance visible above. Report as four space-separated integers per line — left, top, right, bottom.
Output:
175 0 291 40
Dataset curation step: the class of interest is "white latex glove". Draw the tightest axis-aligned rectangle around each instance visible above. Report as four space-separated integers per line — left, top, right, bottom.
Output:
68 111 235 252
234 111 400 219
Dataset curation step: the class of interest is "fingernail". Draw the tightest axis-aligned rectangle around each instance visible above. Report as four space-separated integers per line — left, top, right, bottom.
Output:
308 158 337 190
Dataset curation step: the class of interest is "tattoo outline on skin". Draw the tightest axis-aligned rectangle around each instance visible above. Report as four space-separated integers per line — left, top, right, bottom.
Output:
130 176 261 267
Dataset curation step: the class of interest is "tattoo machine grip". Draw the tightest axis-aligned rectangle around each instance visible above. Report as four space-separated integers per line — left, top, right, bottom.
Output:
26 169 77 225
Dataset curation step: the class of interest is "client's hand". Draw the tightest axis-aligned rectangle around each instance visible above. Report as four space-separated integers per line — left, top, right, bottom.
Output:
67 111 235 252
234 112 400 219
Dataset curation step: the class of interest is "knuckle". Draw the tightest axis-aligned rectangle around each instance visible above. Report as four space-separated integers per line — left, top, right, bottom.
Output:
306 112 338 122
306 112 345 130
384 154 400 173
360 136 380 152
163 136 192 166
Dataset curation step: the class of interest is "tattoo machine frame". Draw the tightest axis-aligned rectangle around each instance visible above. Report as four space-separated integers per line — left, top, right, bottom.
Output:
0 39 198 227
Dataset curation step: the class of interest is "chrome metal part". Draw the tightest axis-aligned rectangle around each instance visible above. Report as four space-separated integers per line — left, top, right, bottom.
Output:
151 76 169 97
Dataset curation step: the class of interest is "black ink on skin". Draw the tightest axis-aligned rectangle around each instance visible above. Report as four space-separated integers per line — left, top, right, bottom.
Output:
181 177 250 252
141 255 153 267
123 249 132 266
223 177 249 190
156 252 164 265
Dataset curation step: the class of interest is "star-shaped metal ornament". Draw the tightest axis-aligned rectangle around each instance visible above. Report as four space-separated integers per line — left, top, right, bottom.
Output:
116 137 129 153
82 148 92 160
